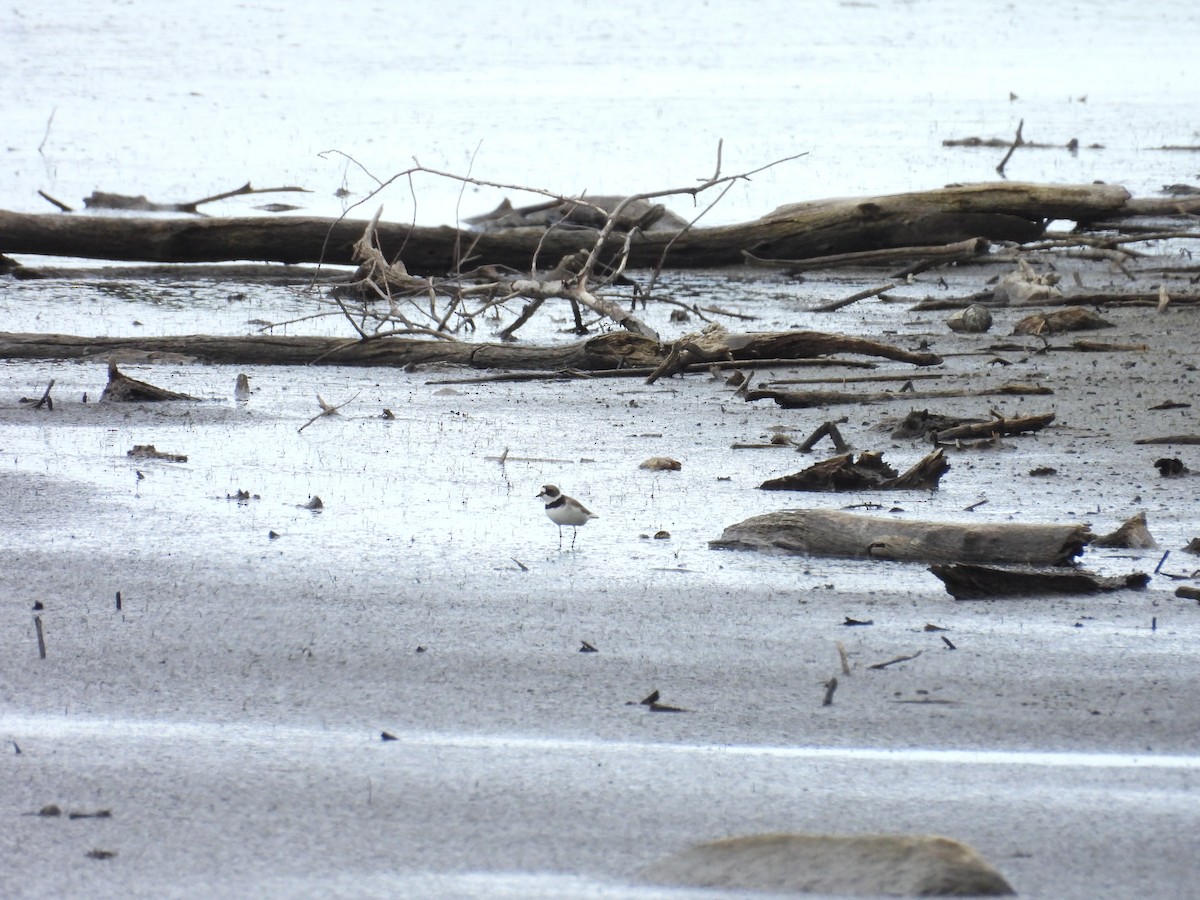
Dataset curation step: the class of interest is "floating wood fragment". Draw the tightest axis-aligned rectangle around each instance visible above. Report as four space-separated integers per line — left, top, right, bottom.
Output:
797 420 850 452
100 361 197 402
710 509 1089 565
1176 586 1200 601
891 410 987 440
869 650 923 670
931 563 1150 599
759 448 949 492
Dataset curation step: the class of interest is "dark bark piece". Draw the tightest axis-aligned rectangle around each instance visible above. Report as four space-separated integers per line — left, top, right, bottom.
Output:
710 508 1089 565
100 361 197 402
0 182 1132 272
759 448 949 492
931 563 1150 599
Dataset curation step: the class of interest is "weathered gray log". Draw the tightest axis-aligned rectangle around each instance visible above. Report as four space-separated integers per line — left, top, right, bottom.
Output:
710 508 1089 564
639 833 1016 897
931 563 1150 599
0 182 1134 272
0 328 940 370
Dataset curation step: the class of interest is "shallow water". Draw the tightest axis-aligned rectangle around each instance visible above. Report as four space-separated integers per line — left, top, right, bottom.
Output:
6 0 1200 232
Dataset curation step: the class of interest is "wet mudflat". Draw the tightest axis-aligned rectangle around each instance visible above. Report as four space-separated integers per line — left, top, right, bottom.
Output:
5 0 1200 896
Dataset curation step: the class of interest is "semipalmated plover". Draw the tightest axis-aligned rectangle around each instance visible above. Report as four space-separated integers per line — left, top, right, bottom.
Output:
536 484 597 547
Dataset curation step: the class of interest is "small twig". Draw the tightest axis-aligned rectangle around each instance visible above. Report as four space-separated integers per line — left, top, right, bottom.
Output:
996 118 1025 176
822 677 838 706
37 190 72 212
33 379 55 410
38 106 55 154
297 391 361 433
811 283 896 313
34 615 46 659
868 650 922 670
835 640 851 675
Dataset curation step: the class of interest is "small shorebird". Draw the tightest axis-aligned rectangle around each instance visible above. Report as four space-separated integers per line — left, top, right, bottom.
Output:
536 484 598 547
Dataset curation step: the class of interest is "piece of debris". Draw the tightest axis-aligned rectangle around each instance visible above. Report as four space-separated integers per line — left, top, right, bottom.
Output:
931 563 1150 599
941 635 957 650
1090 512 1157 549
639 832 1015 897
126 444 188 463
1029 466 1057 476
85 849 117 861
303 496 324 510
869 650 923 670
759 448 949 492
992 259 1063 306
797 420 850 453
1013 307 1112 335
100 361 197 402
842 616 873 626
1154 457 1189 476
923 623 949 632
891 410 986 441
36 804 62 817
639 456 682 471
579 640 599 653
68 809 112 820
946 304 993 333
822 677 838 706
934 411 1055 443
381 731 398 741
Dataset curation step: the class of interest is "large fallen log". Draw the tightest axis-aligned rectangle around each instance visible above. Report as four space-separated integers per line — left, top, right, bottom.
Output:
0 182 1133 273
0 328 941 370
709 508 1089 565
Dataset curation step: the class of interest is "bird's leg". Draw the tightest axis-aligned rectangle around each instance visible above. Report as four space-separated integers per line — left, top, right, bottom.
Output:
571 526 578 549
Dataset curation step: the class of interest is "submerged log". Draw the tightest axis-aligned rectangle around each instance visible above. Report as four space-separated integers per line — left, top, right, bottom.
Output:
934 411 1055 442
759 448 949 492
931 563 1150 599
709 508 1089 565
0 182 1132 272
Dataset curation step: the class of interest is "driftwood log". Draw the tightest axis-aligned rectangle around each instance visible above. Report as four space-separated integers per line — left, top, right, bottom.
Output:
931 563 1150 599
0 328 942 370
709 508 1089 565
0 183 1137 273
100 361 197 402
743 383 1050 410
759 449 950 492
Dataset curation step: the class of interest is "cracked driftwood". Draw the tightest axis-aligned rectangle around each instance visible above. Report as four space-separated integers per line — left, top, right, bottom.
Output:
709 508 1090 565
0 329 945 370
0 182 1141 272
99 361 197 402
